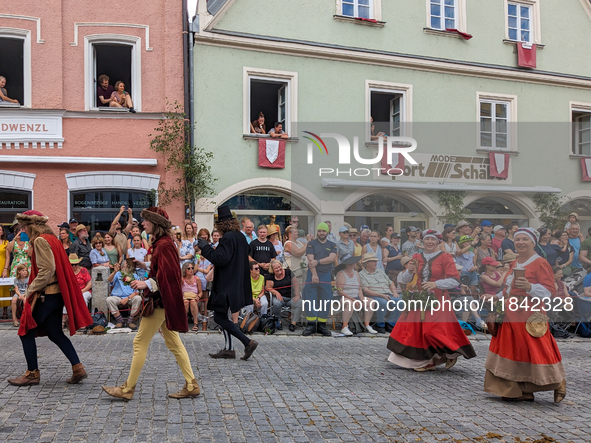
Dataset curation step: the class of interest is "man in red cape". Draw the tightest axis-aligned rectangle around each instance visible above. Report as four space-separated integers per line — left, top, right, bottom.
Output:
8 210 93 386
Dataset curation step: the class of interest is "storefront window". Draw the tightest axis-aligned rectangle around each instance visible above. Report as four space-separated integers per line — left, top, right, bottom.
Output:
465 197 527 227
71 190 155 234
0 189 31 225
221 190 314 236
345 194 426 235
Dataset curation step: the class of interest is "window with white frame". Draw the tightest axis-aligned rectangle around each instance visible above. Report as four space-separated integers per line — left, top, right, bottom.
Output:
573 112 591 156
84 35 141 111
0 31 30 107
342 0 373 19
430 0 456 30
369 90 405 140
507 2 532 42
479 100 510 150
244 68 298 136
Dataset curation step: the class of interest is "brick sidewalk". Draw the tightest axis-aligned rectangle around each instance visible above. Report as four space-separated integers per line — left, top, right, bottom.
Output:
0 331 589 442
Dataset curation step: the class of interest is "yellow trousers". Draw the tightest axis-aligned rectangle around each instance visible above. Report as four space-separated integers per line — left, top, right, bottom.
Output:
126 308 195 388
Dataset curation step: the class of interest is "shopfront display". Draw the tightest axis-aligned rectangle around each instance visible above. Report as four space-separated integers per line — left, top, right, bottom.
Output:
70 190 155 234
0 189 31 224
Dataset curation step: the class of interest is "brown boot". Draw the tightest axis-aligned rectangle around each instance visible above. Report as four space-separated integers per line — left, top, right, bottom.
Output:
66 363 87 384
168 379 201 398
8 370 40 386
102 382 135 400
554 379 566 403
241 340 259 361
209 349 236 359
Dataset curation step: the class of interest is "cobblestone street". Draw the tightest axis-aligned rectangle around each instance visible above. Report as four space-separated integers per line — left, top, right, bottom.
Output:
0 331 589 443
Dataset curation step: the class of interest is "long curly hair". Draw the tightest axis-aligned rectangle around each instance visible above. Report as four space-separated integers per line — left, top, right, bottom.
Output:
215 218 240 235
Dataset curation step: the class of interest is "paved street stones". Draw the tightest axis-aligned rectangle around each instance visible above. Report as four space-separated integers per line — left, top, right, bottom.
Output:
0 331 589 442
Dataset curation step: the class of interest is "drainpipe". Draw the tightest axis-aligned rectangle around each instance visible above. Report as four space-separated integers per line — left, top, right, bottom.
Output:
182 0 195 220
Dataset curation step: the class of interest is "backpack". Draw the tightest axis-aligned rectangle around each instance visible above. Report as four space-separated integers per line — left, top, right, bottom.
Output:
258 314 278 334
576 322 591 338
239 311 261 335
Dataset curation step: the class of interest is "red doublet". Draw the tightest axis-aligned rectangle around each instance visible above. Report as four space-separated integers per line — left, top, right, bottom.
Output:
387 252 476 362
148 235 188 332
19 234 93 337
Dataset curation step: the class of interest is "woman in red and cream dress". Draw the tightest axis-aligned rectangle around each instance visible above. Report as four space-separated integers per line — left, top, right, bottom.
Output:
484 228 566 403
387 230 476 371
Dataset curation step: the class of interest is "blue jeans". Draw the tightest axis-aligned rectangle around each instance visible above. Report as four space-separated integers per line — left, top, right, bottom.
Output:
303 270 332 323
461 269 478 287
366 294 402 327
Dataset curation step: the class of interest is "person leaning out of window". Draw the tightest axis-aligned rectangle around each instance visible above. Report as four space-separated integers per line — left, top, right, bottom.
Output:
250 111 266 134
109 80 136 113
269 122 289 139
0 76 19 105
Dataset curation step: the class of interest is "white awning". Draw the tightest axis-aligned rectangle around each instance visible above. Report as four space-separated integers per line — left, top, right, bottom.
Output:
0 155 157 166
322 179 561 193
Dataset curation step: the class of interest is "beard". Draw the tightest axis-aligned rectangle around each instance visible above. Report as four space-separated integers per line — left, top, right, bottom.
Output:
317 232 327 241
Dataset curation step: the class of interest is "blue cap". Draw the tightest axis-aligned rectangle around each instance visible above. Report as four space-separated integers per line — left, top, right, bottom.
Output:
444 223 455 229
338 226 349 233
360 225 370 231
481 220 493 227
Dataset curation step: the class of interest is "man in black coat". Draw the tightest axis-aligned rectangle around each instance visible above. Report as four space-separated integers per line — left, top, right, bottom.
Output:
198 206 258 360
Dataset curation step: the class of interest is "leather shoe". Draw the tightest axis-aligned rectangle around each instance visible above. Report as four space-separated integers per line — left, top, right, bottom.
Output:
385 323 394 333
302 322 316 336
128 322 138 330
8 370 40 386
502 393 535 402
554 379 566 403
241 340 258 361
375 326 386 334
209 349 236 359
102 382 135 400
316 322 332 336
288 323 296 332
66 363 87 384
168 379 201 398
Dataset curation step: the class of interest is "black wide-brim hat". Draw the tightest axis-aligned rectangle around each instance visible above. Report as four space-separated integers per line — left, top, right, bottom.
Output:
334 255 362 274
217 205 234 221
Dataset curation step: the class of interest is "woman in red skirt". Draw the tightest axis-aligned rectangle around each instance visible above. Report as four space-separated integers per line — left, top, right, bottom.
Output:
387 230 476 371
484 228 566 403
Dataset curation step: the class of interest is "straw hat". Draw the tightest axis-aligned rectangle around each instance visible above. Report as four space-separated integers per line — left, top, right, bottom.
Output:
75 224 88 234
68 253 82 264
501 252 518 263
267 225 278 236
400 256 412 267
361 253 379 264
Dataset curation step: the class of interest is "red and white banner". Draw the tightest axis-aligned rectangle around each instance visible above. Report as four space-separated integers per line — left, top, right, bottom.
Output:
489 152 510 179
258 138 285 169
517 42 537 68
581 158 591 182
381 146 405 175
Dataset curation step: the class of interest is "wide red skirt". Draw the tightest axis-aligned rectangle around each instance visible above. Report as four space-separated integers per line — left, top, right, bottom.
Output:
387 295 476 362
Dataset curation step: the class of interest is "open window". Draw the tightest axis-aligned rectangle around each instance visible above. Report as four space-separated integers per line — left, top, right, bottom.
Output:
84 35 141 111
366 81 412 143
0 36 25 106
93 44 132 108
244 68 297 136
370 90 404 139
573 112 591 156
249 79 287 131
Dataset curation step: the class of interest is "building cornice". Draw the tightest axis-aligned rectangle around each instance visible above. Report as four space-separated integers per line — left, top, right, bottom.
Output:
195 29 591 90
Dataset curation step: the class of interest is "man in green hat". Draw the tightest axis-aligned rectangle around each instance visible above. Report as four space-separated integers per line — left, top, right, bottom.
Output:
302 223 337 336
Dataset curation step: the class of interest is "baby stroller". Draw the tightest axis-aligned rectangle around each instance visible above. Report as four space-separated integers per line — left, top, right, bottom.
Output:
549 293 591 338
568 295 591 337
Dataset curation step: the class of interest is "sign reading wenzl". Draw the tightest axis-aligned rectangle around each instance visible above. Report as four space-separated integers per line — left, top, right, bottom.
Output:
396 153 512 184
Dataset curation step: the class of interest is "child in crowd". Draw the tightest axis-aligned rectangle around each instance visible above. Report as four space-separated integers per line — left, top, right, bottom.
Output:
11 264 29 327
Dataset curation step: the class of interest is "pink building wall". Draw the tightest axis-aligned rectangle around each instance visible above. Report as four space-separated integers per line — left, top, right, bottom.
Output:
0 0 187 228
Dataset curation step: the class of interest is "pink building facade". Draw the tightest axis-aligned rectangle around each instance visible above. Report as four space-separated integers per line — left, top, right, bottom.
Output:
0 0 186 232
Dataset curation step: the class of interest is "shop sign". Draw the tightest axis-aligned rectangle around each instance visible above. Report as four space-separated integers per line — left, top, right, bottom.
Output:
395 153 512 184
0 111 64 149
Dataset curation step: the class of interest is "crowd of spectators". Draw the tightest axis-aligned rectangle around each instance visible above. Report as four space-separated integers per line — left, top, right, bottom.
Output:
2 207 591 336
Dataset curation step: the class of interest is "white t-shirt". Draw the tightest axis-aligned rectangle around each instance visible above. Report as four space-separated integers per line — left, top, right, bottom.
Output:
127 247 148 262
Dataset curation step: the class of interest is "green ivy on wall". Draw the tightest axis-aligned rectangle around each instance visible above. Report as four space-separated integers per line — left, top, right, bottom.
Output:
437 190 471 225
149 102 216 207
532 193 568 231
